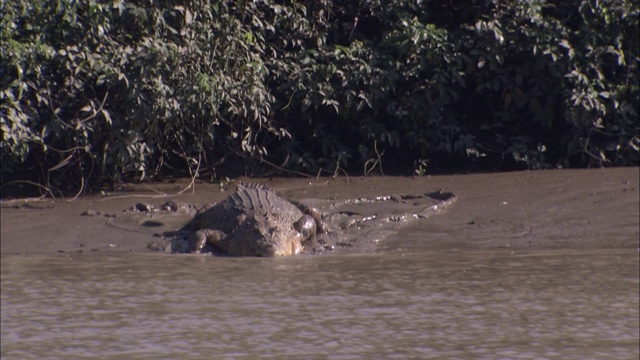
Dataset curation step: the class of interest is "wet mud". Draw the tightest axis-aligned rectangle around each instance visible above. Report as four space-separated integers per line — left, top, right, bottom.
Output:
1 167 638 255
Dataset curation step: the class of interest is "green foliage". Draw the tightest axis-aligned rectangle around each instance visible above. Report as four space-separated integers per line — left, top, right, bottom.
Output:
270 0 638 172
1 0 638 195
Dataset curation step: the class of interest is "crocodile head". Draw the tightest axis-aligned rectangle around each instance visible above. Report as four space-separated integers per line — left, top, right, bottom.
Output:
223 212 314 256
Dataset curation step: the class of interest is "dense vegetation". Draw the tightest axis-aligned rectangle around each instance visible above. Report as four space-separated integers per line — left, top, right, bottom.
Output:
1 0 638 196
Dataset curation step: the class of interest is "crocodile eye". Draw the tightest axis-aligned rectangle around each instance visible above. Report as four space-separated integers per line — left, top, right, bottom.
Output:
294 214 316 239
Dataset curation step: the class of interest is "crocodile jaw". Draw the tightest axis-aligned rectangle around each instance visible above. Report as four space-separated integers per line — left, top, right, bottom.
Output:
261 234 303 257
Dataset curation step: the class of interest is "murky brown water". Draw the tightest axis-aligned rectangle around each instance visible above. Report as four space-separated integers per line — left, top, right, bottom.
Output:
2 247 638 359
2 169 639 358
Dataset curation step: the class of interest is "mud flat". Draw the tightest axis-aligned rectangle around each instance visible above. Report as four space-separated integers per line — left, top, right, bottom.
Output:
1 167 638 255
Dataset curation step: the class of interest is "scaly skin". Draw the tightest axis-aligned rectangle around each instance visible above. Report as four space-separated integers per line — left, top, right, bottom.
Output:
182 184 317 256
163 184 456 256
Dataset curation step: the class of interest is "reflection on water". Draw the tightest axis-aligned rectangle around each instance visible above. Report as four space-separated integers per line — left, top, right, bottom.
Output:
2 248 638 359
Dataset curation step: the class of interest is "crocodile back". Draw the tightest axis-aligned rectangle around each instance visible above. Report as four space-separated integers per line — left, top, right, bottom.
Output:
184 184 305 256
227 183 301 215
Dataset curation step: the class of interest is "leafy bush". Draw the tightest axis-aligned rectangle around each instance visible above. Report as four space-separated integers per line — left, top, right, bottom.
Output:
1 0 638 196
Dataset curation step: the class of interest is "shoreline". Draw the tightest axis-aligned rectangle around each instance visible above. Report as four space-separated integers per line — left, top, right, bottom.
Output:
2 167 638 256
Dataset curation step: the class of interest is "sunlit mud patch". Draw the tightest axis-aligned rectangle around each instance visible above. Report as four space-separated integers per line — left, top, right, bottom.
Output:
102 203 196 239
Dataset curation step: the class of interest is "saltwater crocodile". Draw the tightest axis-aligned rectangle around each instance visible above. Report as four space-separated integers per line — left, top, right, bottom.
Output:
153 183 456 256
178 183 318 256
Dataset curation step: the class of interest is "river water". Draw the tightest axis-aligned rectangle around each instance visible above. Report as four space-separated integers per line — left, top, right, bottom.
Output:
2 247 638 359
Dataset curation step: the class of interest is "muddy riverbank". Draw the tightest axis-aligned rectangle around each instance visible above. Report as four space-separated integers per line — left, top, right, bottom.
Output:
1 167 638 255
2 167 639 359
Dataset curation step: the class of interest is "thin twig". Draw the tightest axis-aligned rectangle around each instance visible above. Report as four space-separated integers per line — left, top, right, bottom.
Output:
347 0 361 43
331 153 350 182
261 157 314 178
98 193 180 201
140 183 169 196
364 140 384 176
48 91 109 130
177 149 201 195
0 180 56 199
76 91 109 126
70 174 85 201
